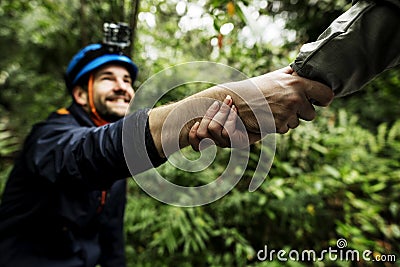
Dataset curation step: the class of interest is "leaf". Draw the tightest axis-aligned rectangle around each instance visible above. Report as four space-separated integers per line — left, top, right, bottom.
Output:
310 143 328 154
323 165 341 178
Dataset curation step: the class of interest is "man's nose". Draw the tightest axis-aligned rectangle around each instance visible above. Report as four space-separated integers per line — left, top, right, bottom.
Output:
115 78 127 91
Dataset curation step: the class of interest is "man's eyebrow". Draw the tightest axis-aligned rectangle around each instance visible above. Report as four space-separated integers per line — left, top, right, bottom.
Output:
98 70 112 75
96 70 131 78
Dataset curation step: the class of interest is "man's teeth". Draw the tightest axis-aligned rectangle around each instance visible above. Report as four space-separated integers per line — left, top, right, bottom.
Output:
116 99 126 103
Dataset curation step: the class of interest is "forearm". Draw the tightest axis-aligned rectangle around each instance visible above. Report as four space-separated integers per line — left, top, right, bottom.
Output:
291 0 400 97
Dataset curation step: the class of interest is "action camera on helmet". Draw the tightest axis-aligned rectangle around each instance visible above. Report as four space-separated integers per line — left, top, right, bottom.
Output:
103 22 132 52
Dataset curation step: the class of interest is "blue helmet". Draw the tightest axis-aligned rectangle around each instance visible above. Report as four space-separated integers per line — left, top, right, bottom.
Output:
65 43 138 91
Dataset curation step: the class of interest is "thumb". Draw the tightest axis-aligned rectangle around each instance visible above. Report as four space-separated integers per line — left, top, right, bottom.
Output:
278 66 294 75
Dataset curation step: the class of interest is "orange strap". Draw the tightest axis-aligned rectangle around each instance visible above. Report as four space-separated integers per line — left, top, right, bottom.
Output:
88 75 108 213
88 74 109 126
56 108 70 115
96 190 108 214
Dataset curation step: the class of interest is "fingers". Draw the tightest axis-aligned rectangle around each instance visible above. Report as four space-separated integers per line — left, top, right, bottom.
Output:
292 68 333 107
287 114 300 129
281 68 333 130
221 105 238 138
304 79 334 107
272 90 315 133
207 96 233 146
190 95 233 150
297 99 316 121
190 95 262 150
295 75 331 121
197 100 220 134
189 121 202 151
196 96 232 141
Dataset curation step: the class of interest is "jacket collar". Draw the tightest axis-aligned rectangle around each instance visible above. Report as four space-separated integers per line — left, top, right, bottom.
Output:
68 102 96 127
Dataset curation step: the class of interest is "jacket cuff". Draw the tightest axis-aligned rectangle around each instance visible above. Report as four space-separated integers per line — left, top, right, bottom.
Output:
122 109 167 176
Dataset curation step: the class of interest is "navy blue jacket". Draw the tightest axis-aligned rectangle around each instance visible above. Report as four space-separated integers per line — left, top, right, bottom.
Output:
0 103 164 267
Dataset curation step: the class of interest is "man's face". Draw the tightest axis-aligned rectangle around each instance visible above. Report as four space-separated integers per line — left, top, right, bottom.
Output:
92 64 135 121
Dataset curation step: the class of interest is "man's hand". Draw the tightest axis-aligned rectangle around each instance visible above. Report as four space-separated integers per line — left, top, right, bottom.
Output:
188 95 260 151
228 66 334 134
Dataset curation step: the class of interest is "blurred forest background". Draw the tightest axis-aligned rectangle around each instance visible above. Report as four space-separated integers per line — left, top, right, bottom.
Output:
0 0 399 266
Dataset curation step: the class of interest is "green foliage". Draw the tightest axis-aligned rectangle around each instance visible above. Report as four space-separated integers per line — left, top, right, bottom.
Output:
262 0 352 42
332 68 400 131
123 109 400 266
1 0 400 267
0 119 19 157
0 117 19 195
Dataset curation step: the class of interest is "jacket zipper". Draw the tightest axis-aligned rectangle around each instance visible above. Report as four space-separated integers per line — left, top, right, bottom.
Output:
96 190 107 213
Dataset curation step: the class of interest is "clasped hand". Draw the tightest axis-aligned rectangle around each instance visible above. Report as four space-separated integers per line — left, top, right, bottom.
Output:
189 66 334 151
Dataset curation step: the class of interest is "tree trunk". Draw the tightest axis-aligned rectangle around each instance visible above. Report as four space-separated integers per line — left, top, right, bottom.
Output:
129 0 140 56
80 0 88 46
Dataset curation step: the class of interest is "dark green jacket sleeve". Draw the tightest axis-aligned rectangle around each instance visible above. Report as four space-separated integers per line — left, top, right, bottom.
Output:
291 0 400 97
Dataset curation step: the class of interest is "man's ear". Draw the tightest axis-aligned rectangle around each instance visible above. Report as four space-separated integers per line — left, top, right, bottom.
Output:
72 86 88 107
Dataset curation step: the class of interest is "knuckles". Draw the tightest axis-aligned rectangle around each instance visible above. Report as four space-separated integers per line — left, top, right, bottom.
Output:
285 93 304 109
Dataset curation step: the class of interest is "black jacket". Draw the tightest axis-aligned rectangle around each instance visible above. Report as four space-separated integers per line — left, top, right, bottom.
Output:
0 103 164 267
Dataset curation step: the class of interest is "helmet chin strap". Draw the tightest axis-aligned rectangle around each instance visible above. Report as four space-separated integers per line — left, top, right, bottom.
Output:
88 74 109 126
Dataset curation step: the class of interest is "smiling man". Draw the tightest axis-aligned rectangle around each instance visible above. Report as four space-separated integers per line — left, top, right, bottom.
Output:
0 43 143 267
75 64 134 123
